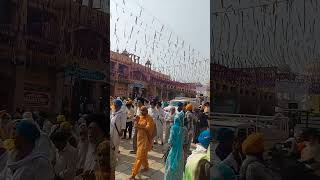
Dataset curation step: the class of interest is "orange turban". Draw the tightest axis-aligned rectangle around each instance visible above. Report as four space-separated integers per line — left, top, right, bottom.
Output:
242 133 264 155
186 104 193 111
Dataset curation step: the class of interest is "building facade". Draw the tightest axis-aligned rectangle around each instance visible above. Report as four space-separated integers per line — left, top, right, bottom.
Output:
110 50 196 100
0 0 109 116
211 63 277 115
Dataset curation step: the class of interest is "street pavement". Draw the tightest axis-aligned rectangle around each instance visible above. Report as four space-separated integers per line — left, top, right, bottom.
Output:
115 136 197 180
115 138 166 180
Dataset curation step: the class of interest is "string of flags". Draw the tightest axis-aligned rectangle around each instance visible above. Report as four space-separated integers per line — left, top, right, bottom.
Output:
110 0 209 83
211 0 320 88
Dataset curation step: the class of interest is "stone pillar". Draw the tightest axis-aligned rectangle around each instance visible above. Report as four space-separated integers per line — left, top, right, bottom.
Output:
93 82 102 112
13 65 25 111
55 72 64 113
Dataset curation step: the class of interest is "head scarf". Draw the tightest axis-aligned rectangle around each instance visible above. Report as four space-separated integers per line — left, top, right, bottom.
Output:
198 130 212 149
216 128 235 143
57 115 66 123
173 112 184 127
60 121 73 132
16 120 40 143
3 139 14 151
113 99 123 109
166 111 185 172
186 104 193 111
242 133 264 155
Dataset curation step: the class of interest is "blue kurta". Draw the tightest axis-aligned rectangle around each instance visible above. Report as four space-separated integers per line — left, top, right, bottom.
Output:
164 112 185 180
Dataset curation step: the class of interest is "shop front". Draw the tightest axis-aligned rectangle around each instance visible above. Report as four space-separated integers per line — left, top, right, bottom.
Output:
129 82 144 99
63 67 106 117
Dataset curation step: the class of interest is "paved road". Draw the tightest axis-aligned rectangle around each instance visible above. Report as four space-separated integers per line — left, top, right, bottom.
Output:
115 137 196 180
115 138 166 180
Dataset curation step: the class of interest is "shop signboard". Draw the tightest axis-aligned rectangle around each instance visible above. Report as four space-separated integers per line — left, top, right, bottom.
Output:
64 67 106 81
24 91 50 108
129 83 144 88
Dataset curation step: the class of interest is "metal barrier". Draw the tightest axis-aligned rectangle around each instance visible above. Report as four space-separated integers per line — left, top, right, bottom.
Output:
209 112 290 134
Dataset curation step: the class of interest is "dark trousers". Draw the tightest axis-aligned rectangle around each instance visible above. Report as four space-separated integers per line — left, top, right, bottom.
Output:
123 121 133 138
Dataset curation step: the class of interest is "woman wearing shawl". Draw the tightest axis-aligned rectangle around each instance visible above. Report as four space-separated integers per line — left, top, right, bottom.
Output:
129 106 154 180
164 112 186 180
0 120 54 180
184 129 212 180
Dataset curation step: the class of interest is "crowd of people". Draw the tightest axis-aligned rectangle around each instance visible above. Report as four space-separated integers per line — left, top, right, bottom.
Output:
1 96 319 180
110 96 320 180
0 109 112 180
109 96 210 180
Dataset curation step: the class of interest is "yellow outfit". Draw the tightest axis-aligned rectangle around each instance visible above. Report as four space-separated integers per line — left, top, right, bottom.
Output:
60 122 72 131
57 115 66 123
3 139 15 151
132 114 154 177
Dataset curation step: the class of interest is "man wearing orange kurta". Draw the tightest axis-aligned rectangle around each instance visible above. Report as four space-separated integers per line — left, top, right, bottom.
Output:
130 106 154 180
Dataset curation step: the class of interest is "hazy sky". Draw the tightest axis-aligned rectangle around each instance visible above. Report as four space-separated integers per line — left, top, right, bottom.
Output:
211 0 320 74
110 0 210 83
134 0 210 58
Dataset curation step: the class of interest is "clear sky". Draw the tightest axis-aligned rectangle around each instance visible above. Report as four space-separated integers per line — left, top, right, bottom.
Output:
110 0 210 83
134 0 210 58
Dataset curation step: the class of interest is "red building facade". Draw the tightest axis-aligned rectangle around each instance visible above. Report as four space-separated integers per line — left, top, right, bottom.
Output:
110 50 196 100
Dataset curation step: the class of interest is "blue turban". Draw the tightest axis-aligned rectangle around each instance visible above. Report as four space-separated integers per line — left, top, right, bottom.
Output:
16 121 40 143
113 99 123 108
216 128 235 143
177 102 183 107
198 130 212 149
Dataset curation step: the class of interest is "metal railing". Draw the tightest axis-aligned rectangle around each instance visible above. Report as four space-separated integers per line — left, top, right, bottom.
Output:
209 112 290 133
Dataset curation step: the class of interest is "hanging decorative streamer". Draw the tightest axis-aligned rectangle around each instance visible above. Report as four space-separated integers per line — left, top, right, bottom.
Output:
110 0 210 83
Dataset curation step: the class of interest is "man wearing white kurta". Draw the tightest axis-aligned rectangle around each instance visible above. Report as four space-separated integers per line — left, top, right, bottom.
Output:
156 102 165 145
148 102 159 144
164 106 175 144
130 99 143 154
51 132 78 180
110 100 126 158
